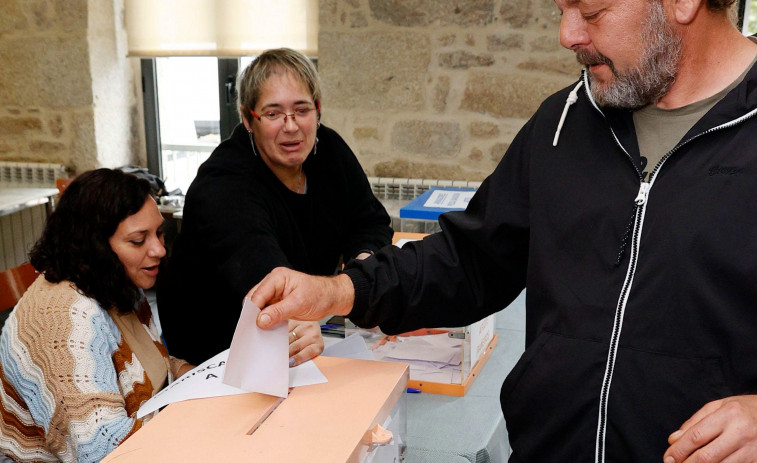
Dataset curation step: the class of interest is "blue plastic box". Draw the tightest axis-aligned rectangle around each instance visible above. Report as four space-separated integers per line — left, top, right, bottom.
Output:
399 187 476 233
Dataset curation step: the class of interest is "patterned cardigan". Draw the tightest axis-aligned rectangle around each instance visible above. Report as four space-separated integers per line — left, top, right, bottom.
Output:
0 276 188 462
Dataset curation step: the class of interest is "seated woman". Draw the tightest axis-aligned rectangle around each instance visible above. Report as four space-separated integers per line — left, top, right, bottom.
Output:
0 169 193 463
157 48 393 365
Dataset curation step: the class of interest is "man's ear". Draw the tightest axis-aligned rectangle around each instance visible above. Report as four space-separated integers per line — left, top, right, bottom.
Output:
673 0 703 25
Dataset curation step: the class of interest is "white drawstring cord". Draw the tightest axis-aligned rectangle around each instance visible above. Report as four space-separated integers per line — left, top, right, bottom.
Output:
552 80 584 147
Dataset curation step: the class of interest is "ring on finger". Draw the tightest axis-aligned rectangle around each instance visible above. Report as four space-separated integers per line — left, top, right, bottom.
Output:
290 329 298 340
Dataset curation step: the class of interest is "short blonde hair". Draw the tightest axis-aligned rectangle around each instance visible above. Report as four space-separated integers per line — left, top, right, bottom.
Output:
237 48 321 123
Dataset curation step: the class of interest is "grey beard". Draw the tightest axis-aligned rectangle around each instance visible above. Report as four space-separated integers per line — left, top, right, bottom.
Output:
580 1 683 109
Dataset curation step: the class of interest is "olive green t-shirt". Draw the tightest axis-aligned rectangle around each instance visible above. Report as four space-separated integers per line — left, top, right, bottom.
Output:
633 53 757 181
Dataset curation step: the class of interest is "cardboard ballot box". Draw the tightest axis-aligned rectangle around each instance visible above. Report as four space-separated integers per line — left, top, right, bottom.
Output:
103 357 409 463
345 232 497 397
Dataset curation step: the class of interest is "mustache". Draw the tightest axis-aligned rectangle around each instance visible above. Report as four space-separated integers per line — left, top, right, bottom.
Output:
575 49 615 70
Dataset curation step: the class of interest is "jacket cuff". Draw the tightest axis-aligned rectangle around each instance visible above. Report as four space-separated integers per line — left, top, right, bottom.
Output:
342 267 370 324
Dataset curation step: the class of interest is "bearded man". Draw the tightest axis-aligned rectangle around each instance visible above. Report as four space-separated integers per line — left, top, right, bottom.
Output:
250 0 757 461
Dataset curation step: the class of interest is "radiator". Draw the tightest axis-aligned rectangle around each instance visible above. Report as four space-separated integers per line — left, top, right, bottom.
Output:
368 177 481 201
0 206 48 270
0 161 65 189
0 162 66 271
368 177 482 233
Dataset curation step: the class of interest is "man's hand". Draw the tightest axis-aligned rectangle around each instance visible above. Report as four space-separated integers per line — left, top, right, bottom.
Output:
248 267 355 329
663 395 757 463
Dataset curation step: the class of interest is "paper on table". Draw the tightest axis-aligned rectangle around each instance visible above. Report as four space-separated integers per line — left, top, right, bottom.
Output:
422 189 475 209
394 238 416 248
408 362 461 383
374 336 462 365
137 350 235 418
136 349 327 418
383 344 460 364
321 333 375 360
372 333 463 384
419 332 463 349
223 298 289 397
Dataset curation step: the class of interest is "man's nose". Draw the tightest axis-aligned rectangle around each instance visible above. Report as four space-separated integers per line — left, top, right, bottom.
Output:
559 10 590 51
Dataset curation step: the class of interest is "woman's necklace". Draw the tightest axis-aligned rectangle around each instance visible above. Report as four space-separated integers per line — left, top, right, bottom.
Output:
295 165 305 194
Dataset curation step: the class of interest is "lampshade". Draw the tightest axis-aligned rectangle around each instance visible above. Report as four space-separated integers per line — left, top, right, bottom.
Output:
124 0 319 57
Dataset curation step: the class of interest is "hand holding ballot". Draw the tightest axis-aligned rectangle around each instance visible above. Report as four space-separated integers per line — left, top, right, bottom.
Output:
250 267 355 329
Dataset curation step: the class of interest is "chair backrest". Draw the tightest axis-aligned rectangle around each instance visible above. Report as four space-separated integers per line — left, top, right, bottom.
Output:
0 262 37 312
56 177 73 195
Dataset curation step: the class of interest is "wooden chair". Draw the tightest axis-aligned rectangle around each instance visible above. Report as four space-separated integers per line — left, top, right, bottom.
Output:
0 262 37 331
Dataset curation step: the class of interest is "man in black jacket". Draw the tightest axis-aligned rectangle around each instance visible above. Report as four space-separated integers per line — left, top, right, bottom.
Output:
249 0 757 461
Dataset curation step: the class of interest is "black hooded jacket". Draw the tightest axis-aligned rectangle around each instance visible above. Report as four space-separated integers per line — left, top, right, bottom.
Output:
344 61 757 462
158 123 392 365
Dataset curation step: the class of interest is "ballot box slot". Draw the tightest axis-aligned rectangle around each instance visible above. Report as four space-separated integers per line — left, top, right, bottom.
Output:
246 396 285 435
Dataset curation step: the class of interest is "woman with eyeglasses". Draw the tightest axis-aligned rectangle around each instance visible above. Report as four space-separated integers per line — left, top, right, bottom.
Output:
157 48 392 366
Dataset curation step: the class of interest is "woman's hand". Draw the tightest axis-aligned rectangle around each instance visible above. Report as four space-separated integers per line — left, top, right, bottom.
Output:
288 320 324 367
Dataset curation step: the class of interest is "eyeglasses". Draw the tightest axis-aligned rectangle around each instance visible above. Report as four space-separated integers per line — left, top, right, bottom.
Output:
250 106 318 124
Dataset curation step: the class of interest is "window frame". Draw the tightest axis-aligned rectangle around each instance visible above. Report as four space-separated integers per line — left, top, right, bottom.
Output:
739 0 757 34
142 58 241 180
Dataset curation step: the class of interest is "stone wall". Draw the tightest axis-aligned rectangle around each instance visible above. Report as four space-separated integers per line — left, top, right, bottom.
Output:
1 0 577 180
318 0 581 181
0 0 144 175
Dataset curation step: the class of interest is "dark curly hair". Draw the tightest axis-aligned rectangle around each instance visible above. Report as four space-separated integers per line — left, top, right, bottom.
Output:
29 168 155 313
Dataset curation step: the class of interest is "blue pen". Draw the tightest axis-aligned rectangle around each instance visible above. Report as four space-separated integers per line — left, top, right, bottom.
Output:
406 388 421 393
320 323 341 330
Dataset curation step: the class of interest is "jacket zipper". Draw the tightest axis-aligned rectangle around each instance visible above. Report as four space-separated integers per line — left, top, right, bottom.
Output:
590 98 757 463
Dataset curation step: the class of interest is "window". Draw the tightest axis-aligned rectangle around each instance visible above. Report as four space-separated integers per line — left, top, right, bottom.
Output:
142 58 240 195
156 57 219 195
744 0 757 34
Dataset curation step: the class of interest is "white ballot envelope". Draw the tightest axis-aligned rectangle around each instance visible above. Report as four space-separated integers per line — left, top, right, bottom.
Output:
223 298 290 397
